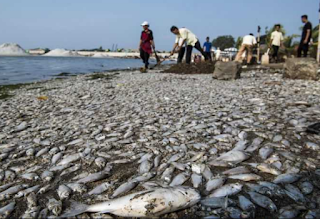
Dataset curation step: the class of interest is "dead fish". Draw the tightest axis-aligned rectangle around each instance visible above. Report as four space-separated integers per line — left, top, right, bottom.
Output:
0 202 15 218
38 208 49 219
248 192 277 212
38 185 50 194
21 173 40 181
51 152 63 165
60 186 200 218
161 166 175 183
284 184 306 204
201 197 233 210
66 183 87 194
0 184 29 200
215 150 250 164
57 153 81 166
206 177 226 192
88 182 114 196
167 152 185 163
132 172 156 183
238 195 255 213
259 146 274 160
256 163 281 176
228 174 262 182
76 171 109 184
57 185 72 200
210 183 243 197
169 172 190 186
202 166 214 181
279 205 305 219
47 198 62 216
0 182 15 193
14 185 40 198
222 166 251 176
171 162 189 171
95 157 107 169
60 164 81 176
232 140 248 151
139 160 153 174
41 171 54 182
35 147 49 157
245 183 272 196
153 155 162 168
299 181 313 195
273 173 301 184
191 173 202 188
112 181 139 198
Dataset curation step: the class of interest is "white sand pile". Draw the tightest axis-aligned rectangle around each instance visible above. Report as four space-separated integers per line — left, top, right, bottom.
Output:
92 53 108 58
0 43 29 56
44 49 82 57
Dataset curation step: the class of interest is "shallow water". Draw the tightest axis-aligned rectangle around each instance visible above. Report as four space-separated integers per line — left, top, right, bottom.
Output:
0 56 145 85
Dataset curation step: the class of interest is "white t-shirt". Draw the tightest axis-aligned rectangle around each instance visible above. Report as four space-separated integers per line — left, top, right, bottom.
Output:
271 31 284 46
242 35 257 46
175 28 198 46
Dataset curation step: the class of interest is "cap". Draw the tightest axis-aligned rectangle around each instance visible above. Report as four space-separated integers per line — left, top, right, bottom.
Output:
141 21 149 26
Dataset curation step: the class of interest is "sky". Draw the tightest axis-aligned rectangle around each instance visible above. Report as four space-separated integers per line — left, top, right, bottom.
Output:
0 0 318 50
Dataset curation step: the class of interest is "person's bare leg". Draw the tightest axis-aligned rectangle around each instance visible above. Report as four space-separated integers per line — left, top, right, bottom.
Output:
247 46 253 64
235 45 246 62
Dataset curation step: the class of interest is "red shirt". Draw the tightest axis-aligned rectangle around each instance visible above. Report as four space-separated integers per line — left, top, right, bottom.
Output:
140 29 153 54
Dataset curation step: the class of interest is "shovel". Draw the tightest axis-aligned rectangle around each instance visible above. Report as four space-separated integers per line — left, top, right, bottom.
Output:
153 46 161 64
150 55 173 69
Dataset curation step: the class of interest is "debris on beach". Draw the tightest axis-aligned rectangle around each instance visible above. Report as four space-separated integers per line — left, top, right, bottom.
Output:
0 67 320 219
162 62 215 74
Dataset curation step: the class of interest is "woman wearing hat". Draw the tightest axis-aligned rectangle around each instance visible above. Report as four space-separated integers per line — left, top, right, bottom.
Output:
139 21 155 72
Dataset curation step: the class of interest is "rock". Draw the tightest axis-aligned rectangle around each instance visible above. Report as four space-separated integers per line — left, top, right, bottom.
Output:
213 61 241 80
284 58 318 80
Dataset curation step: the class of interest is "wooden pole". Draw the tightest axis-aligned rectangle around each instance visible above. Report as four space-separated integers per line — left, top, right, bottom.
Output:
318 0 320 62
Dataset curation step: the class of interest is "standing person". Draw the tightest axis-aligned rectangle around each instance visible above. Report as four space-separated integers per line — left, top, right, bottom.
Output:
298 15 312 58
203 37 212 61
139 21 155 71
170 26 208 64
235 33 257 64
270 24 284 62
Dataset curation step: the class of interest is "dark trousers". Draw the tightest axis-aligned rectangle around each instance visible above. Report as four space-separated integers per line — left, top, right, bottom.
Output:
205 52 212 61
272 45 279 60
177 47 185 63
140 49 150 68
186 41 208 64
297 43 309 58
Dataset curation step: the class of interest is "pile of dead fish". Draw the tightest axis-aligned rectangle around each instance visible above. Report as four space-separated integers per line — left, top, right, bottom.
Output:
0 69 320 219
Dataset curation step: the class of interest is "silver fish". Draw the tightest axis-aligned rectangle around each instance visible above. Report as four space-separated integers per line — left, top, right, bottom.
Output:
112 181 139 198
299 181 313 195
47 198 62 216
191 173 202 188
201 197 236 209
0 202 15 218
273 173 301 184
57 185 72 200
248 192 277 212
210 183 243 197
60 186 200 218
284 184 306 204
169 172 190 186
41 171 54 182
222 166 251 175
259 146 274 160
206 177 226 192
88 182 114 195
66 183 87 194
228 174 262 182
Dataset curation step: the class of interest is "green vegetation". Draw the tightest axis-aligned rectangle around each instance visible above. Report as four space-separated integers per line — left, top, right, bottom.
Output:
0 84 27 100
212 35 235 50
87 73 115 80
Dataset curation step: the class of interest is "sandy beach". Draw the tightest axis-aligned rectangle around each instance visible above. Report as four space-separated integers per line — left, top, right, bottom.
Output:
0 66 320 218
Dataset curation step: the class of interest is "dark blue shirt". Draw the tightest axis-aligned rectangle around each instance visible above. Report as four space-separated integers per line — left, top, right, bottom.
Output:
203 42 212 52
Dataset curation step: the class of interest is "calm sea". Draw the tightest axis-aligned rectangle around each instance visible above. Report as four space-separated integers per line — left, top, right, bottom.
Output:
0 56 147 85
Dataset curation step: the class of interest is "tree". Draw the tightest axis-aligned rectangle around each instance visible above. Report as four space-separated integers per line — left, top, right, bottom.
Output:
212 35 235 50
235 37 243 49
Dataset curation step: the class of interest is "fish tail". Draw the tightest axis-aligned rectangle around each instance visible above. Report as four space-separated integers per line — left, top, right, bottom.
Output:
60 201 88 218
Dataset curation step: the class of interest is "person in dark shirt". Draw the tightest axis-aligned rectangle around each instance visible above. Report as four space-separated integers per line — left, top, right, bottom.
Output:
298 15 312 58
203 37 213 61
139 21 155 70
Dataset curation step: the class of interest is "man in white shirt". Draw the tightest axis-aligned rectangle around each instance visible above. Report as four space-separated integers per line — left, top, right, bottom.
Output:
270 24 284 62
235 33 257 64
170 26 208 64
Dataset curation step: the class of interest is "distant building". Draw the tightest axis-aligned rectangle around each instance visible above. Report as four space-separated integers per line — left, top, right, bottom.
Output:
28 49 47 55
